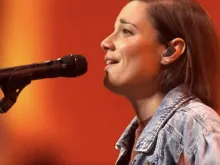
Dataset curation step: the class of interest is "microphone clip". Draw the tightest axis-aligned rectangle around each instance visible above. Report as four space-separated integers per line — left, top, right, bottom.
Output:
0 73 32 113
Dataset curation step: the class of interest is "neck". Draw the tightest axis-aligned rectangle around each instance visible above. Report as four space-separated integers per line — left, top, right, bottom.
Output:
127 91 164 123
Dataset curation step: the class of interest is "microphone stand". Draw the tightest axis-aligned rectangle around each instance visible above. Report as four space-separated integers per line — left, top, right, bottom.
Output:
0 72 31 113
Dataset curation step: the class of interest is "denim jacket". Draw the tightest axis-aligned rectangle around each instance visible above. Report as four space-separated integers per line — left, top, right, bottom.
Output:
115 85 220 165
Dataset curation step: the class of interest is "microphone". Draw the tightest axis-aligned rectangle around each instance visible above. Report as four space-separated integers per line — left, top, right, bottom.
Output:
0 54 87 86
0 54 87 113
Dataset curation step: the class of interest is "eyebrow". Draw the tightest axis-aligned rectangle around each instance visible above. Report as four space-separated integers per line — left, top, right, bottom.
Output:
119 18 138 28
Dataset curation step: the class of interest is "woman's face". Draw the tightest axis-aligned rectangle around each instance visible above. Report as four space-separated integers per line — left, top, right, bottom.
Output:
101 1 164 94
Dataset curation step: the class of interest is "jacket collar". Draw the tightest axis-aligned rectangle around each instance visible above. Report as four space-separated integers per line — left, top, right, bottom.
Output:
115 85 196 153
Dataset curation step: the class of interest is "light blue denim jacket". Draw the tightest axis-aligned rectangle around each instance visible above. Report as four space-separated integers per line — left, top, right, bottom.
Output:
115 85 220 165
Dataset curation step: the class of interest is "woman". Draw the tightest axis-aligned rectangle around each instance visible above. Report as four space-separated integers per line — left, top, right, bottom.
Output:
101 0 220 165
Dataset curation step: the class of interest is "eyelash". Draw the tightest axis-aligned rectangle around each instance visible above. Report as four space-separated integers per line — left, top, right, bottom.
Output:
121 28 133 35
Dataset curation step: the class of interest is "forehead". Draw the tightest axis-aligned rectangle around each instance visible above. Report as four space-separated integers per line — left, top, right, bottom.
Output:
116 1 150 26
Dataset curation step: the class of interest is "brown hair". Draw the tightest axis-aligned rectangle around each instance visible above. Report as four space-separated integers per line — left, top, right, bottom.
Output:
129 0 220 109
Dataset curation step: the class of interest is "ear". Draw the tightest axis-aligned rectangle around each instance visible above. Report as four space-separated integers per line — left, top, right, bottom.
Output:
161 38 186 65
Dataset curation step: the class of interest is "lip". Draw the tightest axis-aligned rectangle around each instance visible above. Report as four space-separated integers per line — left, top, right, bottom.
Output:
104 55 118 62
104 55 119 71
104 63 117 71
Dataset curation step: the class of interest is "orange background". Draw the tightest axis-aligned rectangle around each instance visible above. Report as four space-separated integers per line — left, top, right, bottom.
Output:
0 0 219 164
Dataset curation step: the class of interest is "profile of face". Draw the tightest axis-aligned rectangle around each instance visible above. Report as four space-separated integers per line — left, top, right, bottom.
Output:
101 1 165 95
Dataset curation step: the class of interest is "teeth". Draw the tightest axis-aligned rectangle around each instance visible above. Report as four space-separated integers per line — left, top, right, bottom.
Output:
105 59 119 65
106 60 111 65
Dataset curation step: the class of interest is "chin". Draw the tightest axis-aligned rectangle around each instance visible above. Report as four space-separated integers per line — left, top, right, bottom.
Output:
104 76 118 93
103 74 123 95
103 75 129 96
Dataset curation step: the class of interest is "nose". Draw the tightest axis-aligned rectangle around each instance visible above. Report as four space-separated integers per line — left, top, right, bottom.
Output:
100 35 116 52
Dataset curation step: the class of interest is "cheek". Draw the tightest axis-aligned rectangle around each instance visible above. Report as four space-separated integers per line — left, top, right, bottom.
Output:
120 40 161 66
120 40 161 78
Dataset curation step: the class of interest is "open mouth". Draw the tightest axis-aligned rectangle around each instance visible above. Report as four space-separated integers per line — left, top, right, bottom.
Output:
106 60 119 65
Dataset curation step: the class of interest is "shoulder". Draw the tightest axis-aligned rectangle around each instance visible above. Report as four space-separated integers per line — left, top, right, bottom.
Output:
170 98 220 134
167 98 220 158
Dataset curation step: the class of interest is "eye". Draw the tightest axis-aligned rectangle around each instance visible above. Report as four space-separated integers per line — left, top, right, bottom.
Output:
121 28 133 35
